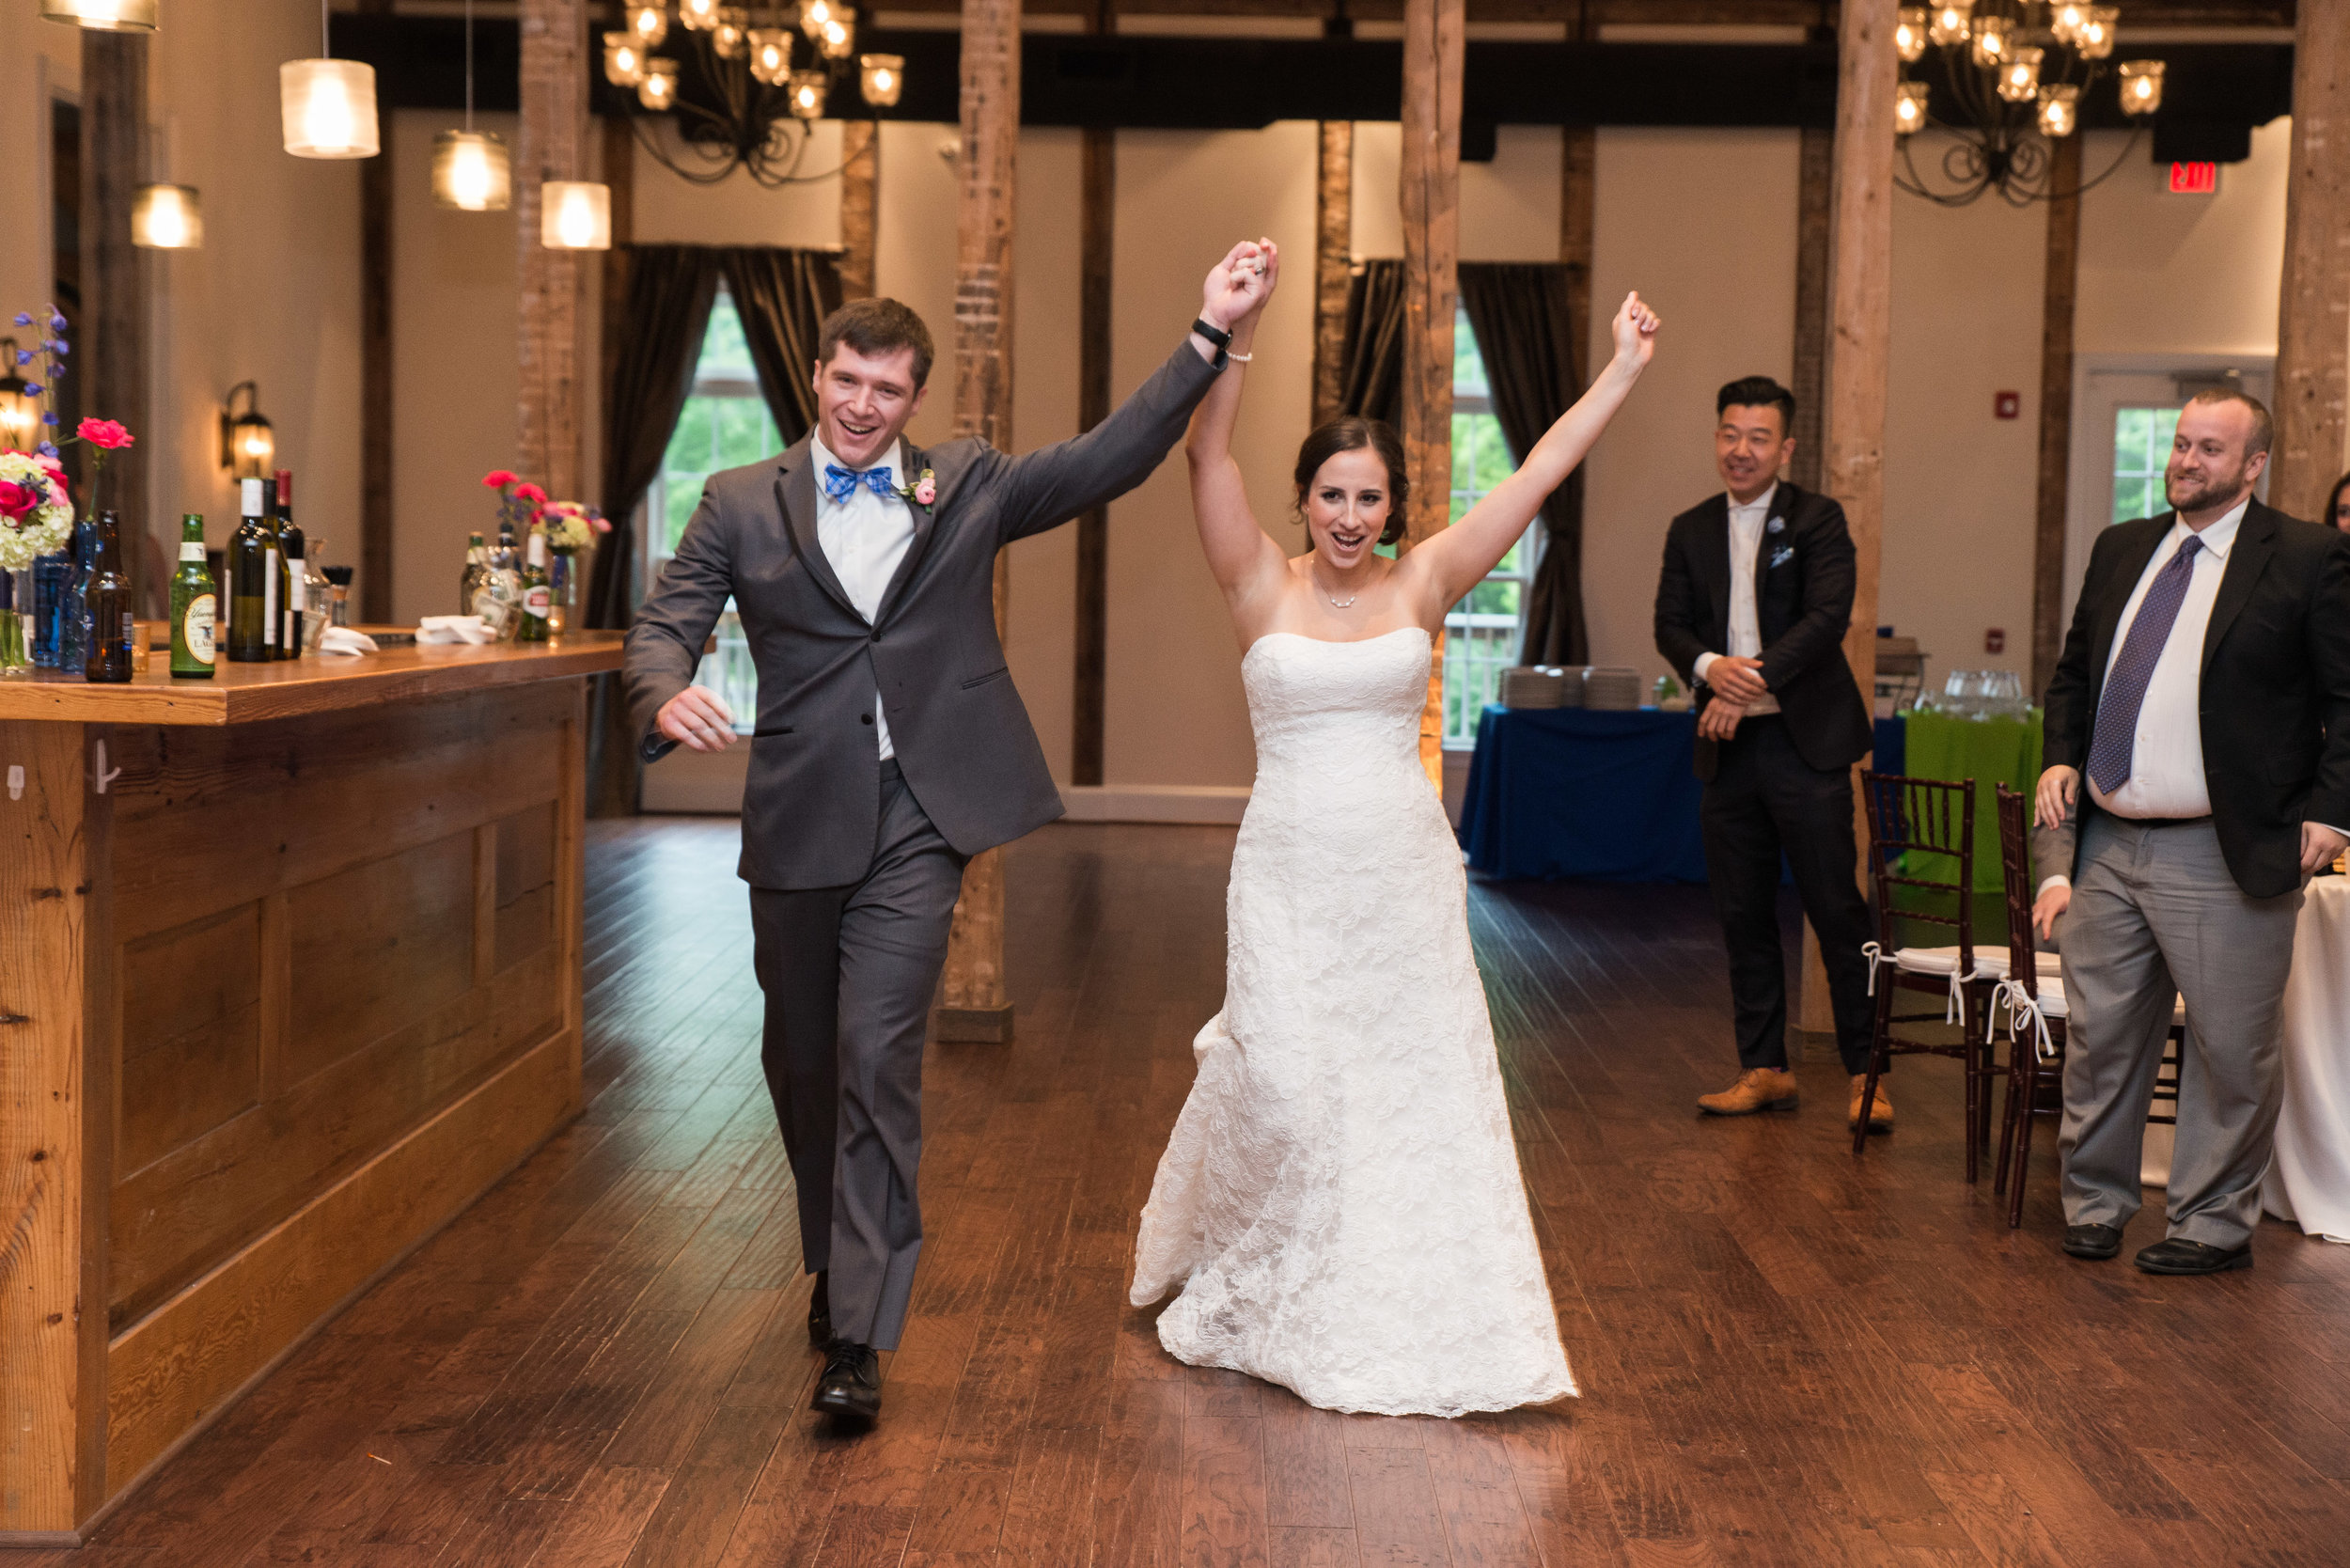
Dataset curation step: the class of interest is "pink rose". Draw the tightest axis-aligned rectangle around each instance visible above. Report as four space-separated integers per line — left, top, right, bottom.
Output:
36 457 67 502
482 469 518 488
513 481 547 504
0 479 35 520
589 511 611 534
77 416 133 450
913 477 937 506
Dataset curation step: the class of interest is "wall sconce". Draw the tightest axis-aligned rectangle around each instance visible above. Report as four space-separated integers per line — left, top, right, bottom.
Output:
2119 59 2165 117
39 0 158 30
132 183 203 248
281 58 381 159
0 342 39 452
859 54 903 108
540 181 612 250
220 382 275 479
431 131 511 211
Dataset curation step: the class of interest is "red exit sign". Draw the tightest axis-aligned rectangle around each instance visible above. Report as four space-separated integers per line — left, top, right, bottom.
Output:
2170 162 2218 195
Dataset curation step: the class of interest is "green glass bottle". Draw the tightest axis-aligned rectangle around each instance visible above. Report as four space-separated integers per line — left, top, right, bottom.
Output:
515 528 552 642
271 469 297 660
227 477 274 662
169 514 216 679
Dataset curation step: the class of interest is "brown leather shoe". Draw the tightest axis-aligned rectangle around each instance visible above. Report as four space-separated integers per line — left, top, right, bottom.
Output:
1849 1074 1894 1132
1698 1068 1800 1116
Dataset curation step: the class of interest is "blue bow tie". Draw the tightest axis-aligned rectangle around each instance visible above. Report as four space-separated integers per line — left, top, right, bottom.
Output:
822 463 897 504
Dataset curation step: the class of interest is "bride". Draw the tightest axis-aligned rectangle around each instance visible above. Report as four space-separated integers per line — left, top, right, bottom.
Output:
1130 239 1660 1417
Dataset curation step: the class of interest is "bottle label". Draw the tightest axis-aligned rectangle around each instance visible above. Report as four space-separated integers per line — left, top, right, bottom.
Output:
180 541 205 562
185 593 216 663
525 586 551 619
290 577 306 612
264 551 280 646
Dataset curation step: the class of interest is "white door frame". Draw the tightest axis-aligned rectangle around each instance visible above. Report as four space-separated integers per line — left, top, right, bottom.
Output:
2061 352 2273 636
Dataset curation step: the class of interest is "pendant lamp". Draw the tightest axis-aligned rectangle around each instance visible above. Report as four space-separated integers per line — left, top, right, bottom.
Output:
133 183 203 248
541 182 612 251
39 0 158 30
282 1 378 160
431 1 510 209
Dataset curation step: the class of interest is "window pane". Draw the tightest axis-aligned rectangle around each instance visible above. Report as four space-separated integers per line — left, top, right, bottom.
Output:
2111 405 2180 525
1452 305 1489 398
649 283 790 568
1439 315 1535 744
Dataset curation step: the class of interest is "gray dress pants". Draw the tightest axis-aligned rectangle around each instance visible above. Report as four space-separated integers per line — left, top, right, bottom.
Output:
749 760 967 1351
2057 812 2302 1248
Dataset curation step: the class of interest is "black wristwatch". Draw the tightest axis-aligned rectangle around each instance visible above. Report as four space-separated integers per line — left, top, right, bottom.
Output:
1191 316 1231 368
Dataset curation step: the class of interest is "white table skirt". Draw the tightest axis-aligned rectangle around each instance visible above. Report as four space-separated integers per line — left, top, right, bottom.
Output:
2140 875 2350 1242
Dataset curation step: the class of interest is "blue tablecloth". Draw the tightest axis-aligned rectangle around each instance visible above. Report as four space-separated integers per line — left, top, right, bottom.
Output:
1456 707 1915 885
1457 706 1709 883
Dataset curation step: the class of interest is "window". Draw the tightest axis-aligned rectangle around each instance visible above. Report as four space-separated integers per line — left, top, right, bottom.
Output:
641 281 784 734
2111 405 2182 524
1441 307 1538 745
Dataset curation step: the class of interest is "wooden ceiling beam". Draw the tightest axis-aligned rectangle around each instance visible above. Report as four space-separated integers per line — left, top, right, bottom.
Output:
871 0 2293 24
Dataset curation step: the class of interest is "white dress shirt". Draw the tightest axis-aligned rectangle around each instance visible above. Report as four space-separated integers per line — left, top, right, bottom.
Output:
1691 483 1781 716
811 433 916 760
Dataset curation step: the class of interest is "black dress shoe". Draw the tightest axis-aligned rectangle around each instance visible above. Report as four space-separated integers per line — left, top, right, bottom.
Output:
807 1271 831 1347
812 1340 882 1423
2062 1223 2123 1261
2134 1237 2252 1276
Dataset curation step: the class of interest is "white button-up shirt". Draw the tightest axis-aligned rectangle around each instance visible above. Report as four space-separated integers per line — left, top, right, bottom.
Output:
811 433 916 760
1692 483 1781 716
2088 498 2247 823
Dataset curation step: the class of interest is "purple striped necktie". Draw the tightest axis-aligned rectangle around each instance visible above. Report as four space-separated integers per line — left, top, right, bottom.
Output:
2086 534 2203 796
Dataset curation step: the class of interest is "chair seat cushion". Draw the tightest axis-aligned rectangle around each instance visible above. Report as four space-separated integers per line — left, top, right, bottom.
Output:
1889 945 2061 981
2006 975 2187 1027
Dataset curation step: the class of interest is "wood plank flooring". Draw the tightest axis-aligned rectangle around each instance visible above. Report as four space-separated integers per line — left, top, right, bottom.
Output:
39 818 2350 1566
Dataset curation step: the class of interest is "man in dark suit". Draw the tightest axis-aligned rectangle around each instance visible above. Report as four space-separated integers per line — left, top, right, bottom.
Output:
1655 376 1879 1125
2038 388 2350 1275
625 243 1274 1422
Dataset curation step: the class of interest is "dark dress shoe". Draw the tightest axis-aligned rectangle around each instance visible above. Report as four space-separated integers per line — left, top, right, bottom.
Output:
2062 1223 2123 1261
2134 1237 2252 1276
812 1340 882 1423
807 1271 831 1347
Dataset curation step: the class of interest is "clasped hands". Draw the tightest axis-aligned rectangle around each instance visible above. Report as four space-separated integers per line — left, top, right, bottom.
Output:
1696 655 1767 741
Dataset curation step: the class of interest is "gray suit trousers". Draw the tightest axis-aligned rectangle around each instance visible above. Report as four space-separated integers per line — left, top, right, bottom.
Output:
2057 812 2302 1248
749 760 966 1351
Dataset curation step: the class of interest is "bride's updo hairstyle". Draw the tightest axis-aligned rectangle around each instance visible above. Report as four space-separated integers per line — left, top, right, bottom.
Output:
1292 417 1409 550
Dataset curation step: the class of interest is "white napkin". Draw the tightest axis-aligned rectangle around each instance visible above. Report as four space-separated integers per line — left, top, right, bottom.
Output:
317 627 380 656
416 615 497 645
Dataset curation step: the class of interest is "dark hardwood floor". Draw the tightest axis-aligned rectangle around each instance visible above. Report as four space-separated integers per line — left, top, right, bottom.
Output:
38 818 2350 1566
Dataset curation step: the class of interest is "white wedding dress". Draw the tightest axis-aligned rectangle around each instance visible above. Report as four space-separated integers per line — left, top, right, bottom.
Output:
1130 627 1577 1417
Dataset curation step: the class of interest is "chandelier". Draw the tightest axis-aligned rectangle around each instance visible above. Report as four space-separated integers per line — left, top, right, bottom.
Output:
604 1 905 186
1893 1 2165 206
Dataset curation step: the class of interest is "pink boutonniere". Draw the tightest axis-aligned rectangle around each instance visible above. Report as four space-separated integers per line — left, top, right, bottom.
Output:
899 467 936 512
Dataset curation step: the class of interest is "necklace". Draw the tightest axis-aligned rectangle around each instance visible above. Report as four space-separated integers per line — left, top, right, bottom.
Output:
1311 566 1363 609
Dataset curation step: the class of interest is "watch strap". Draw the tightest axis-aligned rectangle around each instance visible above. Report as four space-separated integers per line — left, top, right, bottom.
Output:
1191 317 1232 349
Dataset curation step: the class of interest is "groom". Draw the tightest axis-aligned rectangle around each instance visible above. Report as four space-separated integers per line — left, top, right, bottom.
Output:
624 243 1272 1426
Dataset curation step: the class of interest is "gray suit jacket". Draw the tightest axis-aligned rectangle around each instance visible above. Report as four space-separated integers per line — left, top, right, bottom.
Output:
625 338 1221 888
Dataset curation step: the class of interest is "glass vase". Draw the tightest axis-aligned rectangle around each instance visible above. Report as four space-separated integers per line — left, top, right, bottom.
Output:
58 515 98 673
30 549 71 666
0 568 31 677
547 551 574 635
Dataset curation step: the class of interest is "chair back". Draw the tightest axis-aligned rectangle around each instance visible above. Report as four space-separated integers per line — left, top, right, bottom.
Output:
1860 771 1976 968
1993 785 2040 1001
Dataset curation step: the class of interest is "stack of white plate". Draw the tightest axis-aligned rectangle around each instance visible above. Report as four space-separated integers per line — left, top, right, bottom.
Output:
1583 666 1643 711
1499 666 1569 709
1550 666 1590 708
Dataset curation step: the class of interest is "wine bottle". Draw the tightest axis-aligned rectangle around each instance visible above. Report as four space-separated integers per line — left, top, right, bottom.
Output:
516 529 552 642
227 477 274 662
460 532 486 615
169 514 217 679
83 510 134 683
274 470 301 659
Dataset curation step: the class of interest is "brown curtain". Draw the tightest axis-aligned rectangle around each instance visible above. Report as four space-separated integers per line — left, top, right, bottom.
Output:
717 246 842 444
1337 259 1407 427
585 244 721 817
1459 260 1588 666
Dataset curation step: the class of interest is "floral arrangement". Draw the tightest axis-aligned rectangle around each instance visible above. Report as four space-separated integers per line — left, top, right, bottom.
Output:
536 500 610 554
482 469 549 534
0 449 73 571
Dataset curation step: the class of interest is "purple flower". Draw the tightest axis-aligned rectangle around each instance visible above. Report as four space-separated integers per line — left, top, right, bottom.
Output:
12 351 27 366
11 313 30 326
22 382 39 396
36 442 57 459
41 412 56 425
50 312 66 332
51 341 68 356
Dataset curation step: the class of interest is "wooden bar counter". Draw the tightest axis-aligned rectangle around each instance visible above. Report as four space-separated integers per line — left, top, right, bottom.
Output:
0 635 622 1544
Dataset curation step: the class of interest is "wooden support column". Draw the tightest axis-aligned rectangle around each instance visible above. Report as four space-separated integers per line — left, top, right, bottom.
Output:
601 112 636 415
80 31 150 609
1311 119 1354 430
2030 133 2082 697
359 0 395 624
1800 0 1896 1050
937 0 1021 1044
2272 0 2350 520
517 0 588 501
1072 0 1114 787
1400 0 1465 791
1789 123 1832 492
839 122 879 302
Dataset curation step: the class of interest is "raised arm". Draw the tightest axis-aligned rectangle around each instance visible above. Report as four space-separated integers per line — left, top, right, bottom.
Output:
1406 290 1660 621
1185 240 1292 613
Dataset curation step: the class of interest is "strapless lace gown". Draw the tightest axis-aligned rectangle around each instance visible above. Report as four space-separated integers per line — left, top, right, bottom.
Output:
1130 628 1576 1417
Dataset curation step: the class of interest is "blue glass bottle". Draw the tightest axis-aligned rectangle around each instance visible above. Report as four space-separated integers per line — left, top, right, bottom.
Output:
58 515 98 675
29 548 71 666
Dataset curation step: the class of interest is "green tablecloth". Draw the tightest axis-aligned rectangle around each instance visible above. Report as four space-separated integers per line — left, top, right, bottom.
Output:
1897 708 2044 891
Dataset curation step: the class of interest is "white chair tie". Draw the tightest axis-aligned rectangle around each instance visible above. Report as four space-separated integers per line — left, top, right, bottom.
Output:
1998 976 2062 1064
